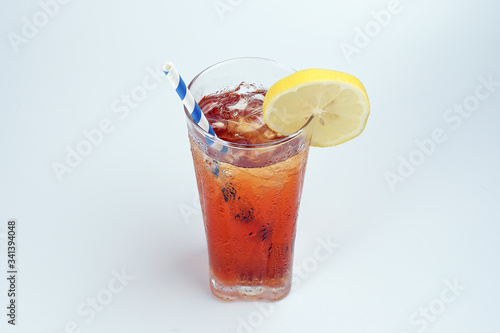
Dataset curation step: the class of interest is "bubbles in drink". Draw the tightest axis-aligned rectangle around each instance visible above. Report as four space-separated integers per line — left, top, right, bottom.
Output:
221 182 239 202
234 203 255 223
203 158 220 178
258 223 272 241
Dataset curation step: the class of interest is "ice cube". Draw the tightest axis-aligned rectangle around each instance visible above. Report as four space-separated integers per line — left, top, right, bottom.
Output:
212 121 225 129
227 96 248 112
262 128 278 140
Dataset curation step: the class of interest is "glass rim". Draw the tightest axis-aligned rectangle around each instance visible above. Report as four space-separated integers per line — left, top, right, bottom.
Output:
184 57 311 149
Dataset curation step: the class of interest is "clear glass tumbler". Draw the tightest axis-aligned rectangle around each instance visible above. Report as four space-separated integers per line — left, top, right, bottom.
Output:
185 58 310 301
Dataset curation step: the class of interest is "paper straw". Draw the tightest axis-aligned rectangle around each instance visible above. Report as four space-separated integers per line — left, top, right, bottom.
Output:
163 62 227 153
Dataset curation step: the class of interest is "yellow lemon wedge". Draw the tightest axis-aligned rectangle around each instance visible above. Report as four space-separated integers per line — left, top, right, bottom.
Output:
263 69 370 147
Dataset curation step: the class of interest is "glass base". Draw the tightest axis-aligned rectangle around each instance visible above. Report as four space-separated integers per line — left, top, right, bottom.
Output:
209 275 291 302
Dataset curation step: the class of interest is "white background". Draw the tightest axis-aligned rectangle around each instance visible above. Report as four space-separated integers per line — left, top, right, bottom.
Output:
1 0 499 332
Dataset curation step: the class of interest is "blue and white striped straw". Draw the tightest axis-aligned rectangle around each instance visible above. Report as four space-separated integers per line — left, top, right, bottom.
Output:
163 62 227 153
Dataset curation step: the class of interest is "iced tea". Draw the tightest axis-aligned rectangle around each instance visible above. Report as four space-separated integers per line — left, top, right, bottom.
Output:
185 58 310 301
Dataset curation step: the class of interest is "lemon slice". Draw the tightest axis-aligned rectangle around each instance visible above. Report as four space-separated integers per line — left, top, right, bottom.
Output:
263 69 370 147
